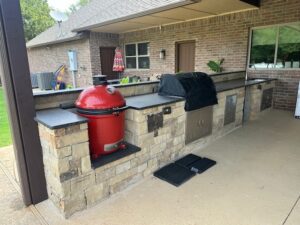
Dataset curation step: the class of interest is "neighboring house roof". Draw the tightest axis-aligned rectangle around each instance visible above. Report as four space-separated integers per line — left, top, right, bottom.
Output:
26 0 189 48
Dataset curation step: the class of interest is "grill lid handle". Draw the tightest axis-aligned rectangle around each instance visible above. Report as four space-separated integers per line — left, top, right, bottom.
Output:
77 105 129 115
93 75 108 85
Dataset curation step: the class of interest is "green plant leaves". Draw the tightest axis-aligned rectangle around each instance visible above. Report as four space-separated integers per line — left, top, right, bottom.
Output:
207 59 224 73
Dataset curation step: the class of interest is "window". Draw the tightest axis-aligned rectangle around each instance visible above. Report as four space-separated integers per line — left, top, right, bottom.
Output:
125 43 150 69
249 22 300 69
249 27 277 69
277 25 300 68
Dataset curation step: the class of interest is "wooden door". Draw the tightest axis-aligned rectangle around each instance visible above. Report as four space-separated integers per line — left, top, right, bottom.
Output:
176 41 195 73
100 47 118 80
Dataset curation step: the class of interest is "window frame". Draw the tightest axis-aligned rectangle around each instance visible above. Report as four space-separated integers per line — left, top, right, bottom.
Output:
248 21 300 71
124 42 150 70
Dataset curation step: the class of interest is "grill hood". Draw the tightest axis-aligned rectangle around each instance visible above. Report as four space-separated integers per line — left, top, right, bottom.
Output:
158 72 218 111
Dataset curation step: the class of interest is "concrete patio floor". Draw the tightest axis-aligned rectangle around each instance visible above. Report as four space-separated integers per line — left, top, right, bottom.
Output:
0 146 45 225
0 109 300 225
0 146 19 183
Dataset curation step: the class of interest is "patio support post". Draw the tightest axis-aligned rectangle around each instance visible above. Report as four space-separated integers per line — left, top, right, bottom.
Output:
0 0 48 205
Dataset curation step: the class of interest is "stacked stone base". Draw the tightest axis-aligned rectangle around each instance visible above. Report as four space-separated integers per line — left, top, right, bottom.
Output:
247 82 276 121
38 101 187 218
37 82 276 218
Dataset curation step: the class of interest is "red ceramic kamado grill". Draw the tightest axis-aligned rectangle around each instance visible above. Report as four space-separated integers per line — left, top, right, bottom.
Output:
75 75 127 159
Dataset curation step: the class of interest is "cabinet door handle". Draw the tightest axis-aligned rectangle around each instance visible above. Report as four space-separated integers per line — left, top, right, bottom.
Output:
198 119 205 127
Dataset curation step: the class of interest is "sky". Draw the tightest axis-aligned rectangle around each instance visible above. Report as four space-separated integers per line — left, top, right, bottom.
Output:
47 0 78 12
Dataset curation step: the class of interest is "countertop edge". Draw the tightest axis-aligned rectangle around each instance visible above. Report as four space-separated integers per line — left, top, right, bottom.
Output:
127 97 185 110
33 81 160 98
216 78 277 93
35 118 88 130
35 78 277 129
35 109 88 130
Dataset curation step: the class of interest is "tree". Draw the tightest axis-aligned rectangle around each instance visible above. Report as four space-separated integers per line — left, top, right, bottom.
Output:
68 0 90 14
20 0 55 42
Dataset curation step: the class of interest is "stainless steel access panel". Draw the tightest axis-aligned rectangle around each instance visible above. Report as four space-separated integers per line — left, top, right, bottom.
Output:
295 82 300 119
224 94 237 125
243 88 251 122
185 106 213 145
261 88 273 111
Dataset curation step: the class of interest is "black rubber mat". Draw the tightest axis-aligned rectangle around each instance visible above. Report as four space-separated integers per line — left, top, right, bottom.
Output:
188 158 216 174
175 154 202 168
153 163 196 187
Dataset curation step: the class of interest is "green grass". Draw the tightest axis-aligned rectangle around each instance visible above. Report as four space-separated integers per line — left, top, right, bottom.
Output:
0 87 12 147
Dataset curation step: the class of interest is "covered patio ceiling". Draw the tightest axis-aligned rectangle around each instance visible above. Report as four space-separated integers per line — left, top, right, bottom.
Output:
89 0 259 33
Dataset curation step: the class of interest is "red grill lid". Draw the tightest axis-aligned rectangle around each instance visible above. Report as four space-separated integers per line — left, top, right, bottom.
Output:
75 85 126 110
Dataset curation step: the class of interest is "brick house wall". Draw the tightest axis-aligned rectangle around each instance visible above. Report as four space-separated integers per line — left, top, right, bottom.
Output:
28 32 120 87
27 0 300 110
119 0 300 111
89 32 119 76
27 38 93 87
247 70 299 111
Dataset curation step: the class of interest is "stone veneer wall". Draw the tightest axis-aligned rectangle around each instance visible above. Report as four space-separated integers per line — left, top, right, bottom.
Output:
184 87 245 153
33 71 245 110
33 82 159 110
124 101 186 169
247 81 276 120
124 87 245 173
38 101 185 218
36 78 276 217
38 123 92 218
211 71 245 83
248 70 299 111
37 86 249 217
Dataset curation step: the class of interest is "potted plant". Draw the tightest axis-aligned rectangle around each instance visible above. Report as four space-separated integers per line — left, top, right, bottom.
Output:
207 58 225 73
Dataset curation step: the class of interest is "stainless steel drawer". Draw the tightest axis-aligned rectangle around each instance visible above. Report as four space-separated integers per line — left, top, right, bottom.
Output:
185 106 213 145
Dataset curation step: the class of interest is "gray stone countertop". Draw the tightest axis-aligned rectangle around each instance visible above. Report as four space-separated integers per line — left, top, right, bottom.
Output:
35 94 184 129
35 78 276 129
126 78 276 110
215 78 277 93
125 93 184 110
35 108 88 129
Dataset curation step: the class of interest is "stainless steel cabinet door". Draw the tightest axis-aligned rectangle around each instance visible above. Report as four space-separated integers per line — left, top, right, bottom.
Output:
295 82 300 118
185 106 213 145
224 94 237 125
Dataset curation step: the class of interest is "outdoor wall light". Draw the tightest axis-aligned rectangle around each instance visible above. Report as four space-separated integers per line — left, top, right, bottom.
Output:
160 49 166 60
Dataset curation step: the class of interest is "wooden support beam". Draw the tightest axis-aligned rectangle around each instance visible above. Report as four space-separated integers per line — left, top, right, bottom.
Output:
0 0 48 205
